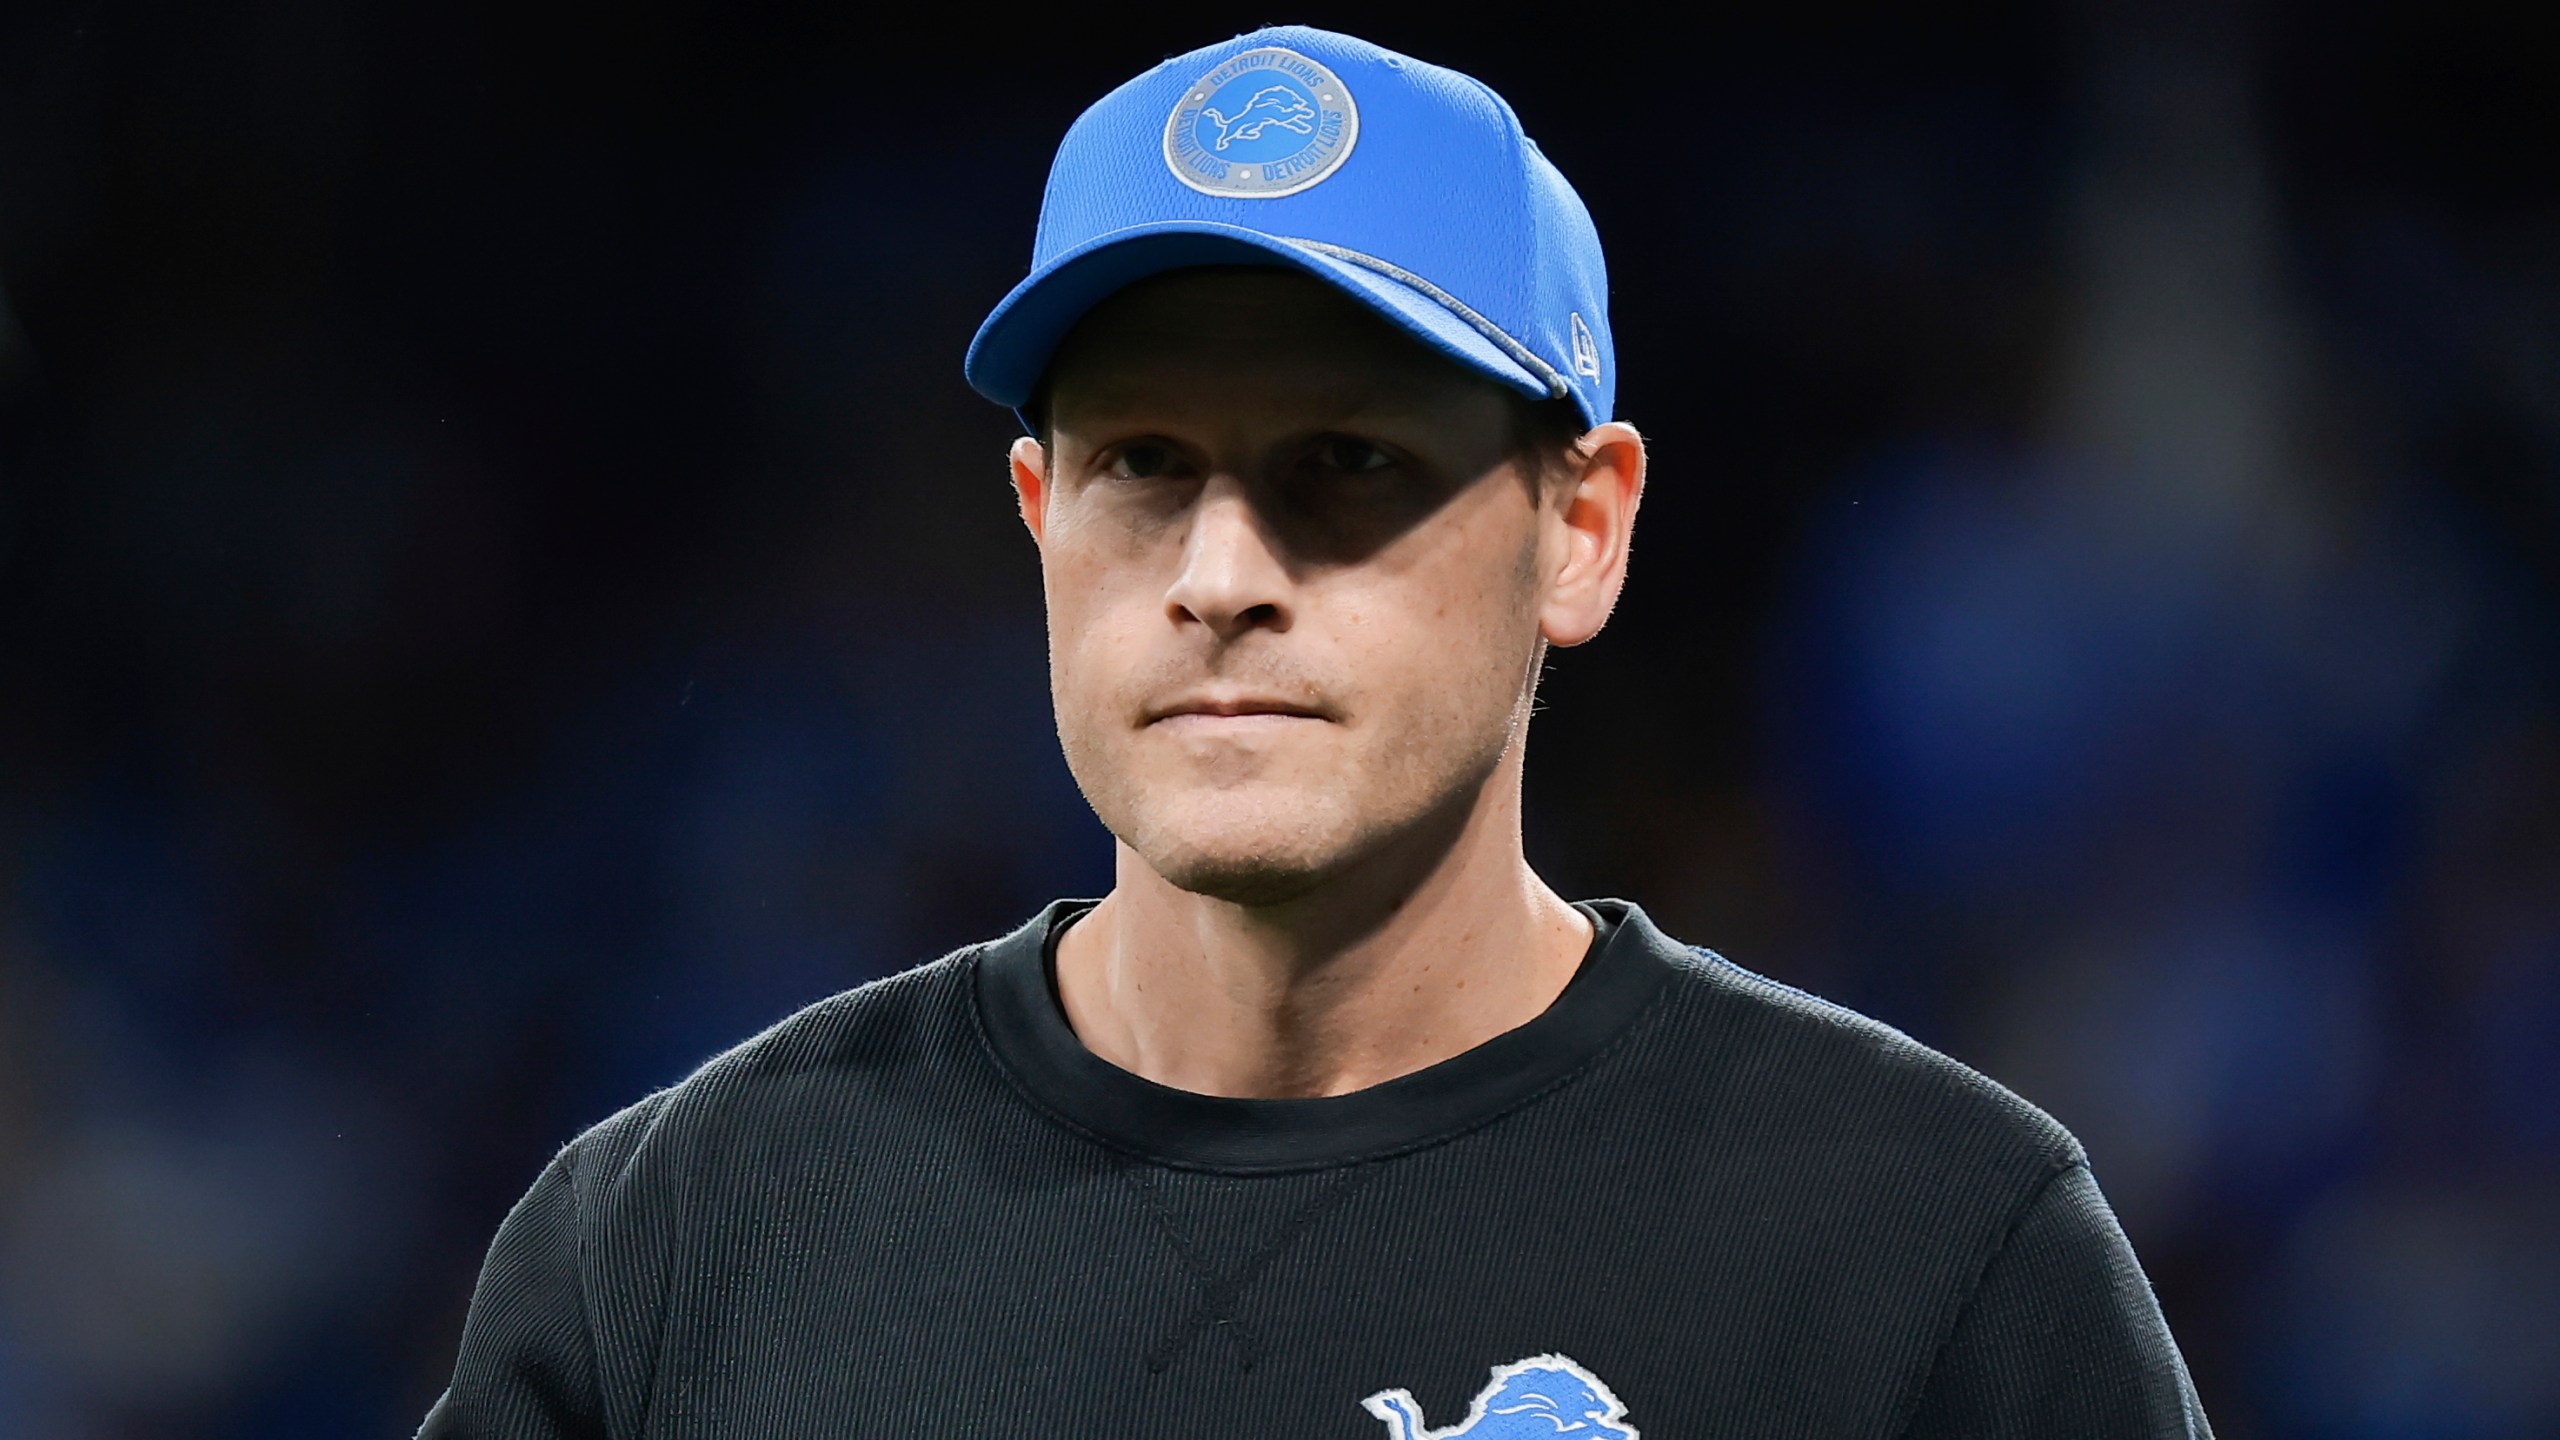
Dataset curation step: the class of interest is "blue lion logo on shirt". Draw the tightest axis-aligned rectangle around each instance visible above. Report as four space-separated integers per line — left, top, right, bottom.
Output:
1201 84 1317 151
1362 1354 1638 1439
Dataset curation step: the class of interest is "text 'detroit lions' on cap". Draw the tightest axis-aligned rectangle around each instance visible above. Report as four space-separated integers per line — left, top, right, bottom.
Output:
964 26 1615 428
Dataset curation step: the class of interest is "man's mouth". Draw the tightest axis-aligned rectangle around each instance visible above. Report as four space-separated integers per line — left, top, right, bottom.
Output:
1145 693 1333 725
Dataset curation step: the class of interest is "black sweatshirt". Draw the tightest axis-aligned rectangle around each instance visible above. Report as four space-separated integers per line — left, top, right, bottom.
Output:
420 900 2210 1438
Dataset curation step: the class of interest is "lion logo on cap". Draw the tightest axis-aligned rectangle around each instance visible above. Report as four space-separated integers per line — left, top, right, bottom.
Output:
1164 45 1360 199
1203 85 1318 151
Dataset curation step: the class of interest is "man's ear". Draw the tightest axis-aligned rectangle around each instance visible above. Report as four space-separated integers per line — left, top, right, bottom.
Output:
1538 421 1646 648
1010 435 1049 545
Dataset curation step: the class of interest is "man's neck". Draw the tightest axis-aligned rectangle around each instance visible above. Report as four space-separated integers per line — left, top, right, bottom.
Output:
1051 759 1594 1099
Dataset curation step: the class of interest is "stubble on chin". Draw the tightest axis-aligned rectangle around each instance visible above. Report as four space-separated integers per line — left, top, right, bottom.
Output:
1125 784 1364 906
1067 731 1358 906
1150 843 1336 908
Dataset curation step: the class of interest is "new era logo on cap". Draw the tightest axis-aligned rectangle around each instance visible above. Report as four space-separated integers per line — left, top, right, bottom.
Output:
965 26 1616 430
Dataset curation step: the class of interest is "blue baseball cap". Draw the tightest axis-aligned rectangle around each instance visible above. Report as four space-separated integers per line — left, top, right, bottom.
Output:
964 26 1615 428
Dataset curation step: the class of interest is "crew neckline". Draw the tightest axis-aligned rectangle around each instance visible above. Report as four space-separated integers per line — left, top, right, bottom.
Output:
971 897 1677 1173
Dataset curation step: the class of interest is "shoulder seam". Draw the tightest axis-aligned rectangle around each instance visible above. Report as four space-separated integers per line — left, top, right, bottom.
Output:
1684 945 2088 1167
626 949 980 1109
1883 1153 2088 1438
561 1137 606 1423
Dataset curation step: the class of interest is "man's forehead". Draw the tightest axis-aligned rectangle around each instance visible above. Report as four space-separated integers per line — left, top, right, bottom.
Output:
1046 269 1509 429
1050 365 1476 435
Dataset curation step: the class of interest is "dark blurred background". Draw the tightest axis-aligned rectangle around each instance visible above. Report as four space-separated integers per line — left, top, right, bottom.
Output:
2 0 2554 1434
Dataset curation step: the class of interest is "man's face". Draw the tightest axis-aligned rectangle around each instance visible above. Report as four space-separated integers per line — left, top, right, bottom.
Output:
1020 269 1559 906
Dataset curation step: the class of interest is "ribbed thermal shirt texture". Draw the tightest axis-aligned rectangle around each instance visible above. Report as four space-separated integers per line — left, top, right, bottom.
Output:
420 899 2212 1439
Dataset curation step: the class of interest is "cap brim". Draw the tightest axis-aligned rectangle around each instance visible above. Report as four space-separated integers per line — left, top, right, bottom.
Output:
964 221 1557 415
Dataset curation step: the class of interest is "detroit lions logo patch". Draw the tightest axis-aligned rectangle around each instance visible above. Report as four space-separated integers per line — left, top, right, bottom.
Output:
1362 1354 1638 1439
1163 46 1359 199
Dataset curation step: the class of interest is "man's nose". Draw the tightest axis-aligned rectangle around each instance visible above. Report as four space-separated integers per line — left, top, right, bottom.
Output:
1163 478 1292 640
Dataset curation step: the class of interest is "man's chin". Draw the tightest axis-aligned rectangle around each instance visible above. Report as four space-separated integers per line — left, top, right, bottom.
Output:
1149 850 1335 908
1121 795 1361 908
1100 766 1497 911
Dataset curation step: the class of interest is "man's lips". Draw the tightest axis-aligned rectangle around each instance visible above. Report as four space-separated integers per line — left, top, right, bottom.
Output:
1144 694 1332 724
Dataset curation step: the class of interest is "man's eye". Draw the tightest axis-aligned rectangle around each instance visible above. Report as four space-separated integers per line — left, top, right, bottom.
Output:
1107 441 1180 480
1311 437 1394 474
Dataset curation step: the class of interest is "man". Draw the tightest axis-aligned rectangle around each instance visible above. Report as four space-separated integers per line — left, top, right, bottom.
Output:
424 25 2210 1438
